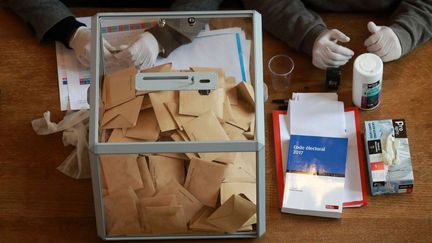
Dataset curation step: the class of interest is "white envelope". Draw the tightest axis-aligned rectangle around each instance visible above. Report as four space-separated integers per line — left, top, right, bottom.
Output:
289 99 346 138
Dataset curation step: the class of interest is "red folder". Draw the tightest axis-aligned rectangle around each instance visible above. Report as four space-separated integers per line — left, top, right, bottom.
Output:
273 107 368 208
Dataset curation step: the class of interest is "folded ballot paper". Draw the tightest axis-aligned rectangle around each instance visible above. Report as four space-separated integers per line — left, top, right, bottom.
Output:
281 93 350 218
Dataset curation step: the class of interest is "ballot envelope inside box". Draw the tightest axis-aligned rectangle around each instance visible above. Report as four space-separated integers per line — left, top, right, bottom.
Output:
88 11 265 240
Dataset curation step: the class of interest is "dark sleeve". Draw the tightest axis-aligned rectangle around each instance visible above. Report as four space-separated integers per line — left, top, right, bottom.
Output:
390 0 432 56
8 0 80 42
148 0 223 57
242 0 327 56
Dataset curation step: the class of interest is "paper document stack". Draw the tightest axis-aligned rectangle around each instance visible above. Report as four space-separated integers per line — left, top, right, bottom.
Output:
281 93 349 218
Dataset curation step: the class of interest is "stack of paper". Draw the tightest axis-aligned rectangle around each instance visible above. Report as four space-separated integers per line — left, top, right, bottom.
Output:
281 93 349 218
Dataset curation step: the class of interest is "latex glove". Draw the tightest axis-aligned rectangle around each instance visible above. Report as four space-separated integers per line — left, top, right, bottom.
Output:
115 32 159 70
312 29 354 70
69 26 116 67
364 21 402 62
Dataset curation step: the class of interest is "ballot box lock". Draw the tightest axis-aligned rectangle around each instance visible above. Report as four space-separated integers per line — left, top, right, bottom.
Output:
188 17 196 26
158 18 166 27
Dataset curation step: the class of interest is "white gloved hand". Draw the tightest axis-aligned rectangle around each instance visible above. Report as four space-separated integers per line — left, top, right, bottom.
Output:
312 29 355 70
115 32 159 70
364 21 402 62
69 26 116 67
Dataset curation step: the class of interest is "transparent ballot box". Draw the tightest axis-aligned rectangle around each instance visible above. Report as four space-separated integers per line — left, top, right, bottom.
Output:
89 11 264 240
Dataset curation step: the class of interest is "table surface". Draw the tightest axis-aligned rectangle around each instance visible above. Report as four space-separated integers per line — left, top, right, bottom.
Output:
1 7 431 242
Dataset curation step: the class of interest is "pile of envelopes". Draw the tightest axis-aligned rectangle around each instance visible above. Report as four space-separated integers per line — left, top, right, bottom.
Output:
99 63 257 235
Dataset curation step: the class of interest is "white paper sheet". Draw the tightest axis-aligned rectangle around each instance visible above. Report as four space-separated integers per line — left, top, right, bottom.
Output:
343 110 364 206
289 99 346 138
155 28 250 83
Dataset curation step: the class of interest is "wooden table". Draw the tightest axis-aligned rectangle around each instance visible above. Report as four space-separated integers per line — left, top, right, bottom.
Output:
1 7 431 242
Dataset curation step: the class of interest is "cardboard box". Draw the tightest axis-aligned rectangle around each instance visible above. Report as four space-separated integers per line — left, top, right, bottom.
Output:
364 119 414 195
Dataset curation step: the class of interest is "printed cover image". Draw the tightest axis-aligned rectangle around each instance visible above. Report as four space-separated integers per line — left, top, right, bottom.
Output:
287 135 348 177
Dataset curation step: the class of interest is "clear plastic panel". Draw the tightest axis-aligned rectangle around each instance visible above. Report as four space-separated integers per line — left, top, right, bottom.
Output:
96 15 256 144
98 152 257 236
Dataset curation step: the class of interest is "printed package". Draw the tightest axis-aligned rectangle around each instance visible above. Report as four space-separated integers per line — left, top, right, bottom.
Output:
364 119 414 195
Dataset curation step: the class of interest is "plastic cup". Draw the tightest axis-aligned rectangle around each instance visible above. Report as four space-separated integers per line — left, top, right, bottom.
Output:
268 55 294 91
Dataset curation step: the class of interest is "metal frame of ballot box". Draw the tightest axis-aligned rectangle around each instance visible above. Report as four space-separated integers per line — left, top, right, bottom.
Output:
89 11 265 240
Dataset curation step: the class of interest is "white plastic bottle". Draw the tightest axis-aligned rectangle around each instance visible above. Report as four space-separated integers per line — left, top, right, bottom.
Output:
352 53 383 110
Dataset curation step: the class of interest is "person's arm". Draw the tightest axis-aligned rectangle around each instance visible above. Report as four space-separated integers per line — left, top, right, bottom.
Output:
148 0 223 57
8 0 85 48
242 0 326 56
390 0 432 56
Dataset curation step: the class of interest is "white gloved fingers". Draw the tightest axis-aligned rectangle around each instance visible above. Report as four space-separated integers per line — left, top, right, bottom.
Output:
374 46 390 58
323 58 348 67
312 58 327 70
76 54 90 67
324 47 352 62
364 32 381 47
366 42 383 53
69 27 92 67
103 38 117 53
329 29 350 42
328 42 354 57
367 21 381 34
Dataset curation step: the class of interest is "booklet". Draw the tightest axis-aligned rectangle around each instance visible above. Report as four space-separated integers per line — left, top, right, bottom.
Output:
272 108 367 210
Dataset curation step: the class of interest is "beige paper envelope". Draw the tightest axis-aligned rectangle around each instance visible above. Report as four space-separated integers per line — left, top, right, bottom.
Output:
178 88 225 121
223 95 234 122
164 102 195 130
170 132 198 160
148 91 177 132
176 129 190 141
182 111 235 163
104 187 141 236
103 65 137 109
142 206 188 234
142 63 173 73
157 152 189 160
189 207 221 232
138 194 178 208
136 63 173 95
227 100 255 131
135 156 155 198
101 96 143 129
100 154 143 193
237 81 255 107
123 108 160 141
139 94 152 110
223 151 256 183
184 157 227 207
100 129 109 143
220 183 256 204
243 115 255 140
206 194 256 233
157 180 203 223
108 129 142 143
222 122 246 140
148 155 185 190
225 76 238 105
220 182 257 226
